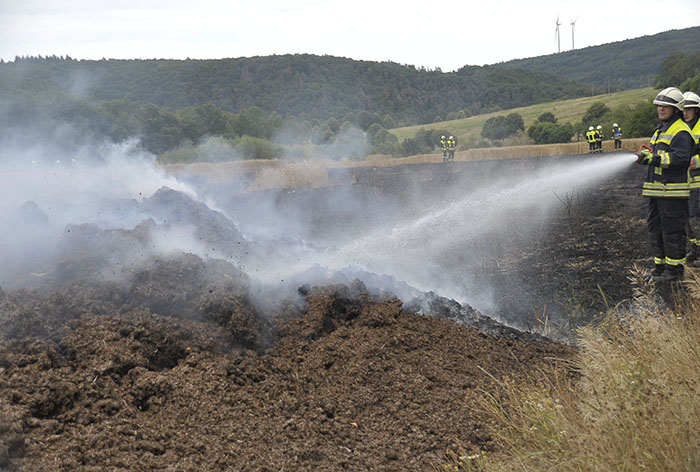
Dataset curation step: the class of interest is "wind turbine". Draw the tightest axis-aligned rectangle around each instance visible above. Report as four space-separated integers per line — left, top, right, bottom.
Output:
555 15 561 53
570 17 578 50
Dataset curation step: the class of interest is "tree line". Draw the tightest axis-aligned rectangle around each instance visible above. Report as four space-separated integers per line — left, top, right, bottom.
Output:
496 26 700 89
1 46 698 162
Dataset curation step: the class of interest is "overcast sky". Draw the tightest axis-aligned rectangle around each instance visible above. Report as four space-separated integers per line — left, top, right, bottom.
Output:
1 0 699 71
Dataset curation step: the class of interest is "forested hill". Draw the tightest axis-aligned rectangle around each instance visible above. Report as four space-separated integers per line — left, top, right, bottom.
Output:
0 54 588 125
495 26 700 89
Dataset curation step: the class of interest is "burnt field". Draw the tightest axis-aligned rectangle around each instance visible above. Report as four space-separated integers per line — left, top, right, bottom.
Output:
0 153 651 470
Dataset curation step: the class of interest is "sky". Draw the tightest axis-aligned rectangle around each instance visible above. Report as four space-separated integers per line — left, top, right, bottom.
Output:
1 0 699 71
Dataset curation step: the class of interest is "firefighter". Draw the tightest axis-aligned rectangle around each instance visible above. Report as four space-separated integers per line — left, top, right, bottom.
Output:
682 91 700 264
447 135 456 160
586 126 596 153
611 123 623 151
635 87 694 282
595 125 603 152
440 135 448 162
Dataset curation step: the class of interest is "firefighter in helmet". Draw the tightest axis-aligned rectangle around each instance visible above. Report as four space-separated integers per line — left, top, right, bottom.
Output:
440 135 448 162
595 125 603 152
611 123 622 151
635 87 694 282
447 135 456 160
682 91 700 264
586 126 596 153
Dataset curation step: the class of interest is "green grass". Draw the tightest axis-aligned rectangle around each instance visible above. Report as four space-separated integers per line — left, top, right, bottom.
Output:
391 87 655 146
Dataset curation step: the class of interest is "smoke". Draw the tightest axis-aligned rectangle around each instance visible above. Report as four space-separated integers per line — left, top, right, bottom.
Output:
204 153 635 321
0 118 636 330
274 122 370 161
0 137 199 288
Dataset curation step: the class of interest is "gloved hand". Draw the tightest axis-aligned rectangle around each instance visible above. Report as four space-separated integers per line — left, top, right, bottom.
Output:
690 155 700 170
636 145 653 165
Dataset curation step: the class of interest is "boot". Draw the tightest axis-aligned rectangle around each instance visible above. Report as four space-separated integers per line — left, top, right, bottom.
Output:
645 265 665 281
652 270 683 282
686 246 698 263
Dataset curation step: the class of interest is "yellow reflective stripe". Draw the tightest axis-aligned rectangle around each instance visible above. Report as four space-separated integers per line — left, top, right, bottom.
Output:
654 257 665 265
690 238 697 244
643 190 690 197
643 182 689 190
642 182 690 197
658 150 671 168
666 256 686 266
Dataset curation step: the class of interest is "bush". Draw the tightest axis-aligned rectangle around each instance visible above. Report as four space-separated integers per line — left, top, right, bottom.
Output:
482 113 525 141
581 102 611 126
536 112 557 123
625 101 657 138
527 121 575 144
234 135 282 159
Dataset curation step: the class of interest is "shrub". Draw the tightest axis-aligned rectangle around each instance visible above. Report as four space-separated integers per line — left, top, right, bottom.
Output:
527 121 575 144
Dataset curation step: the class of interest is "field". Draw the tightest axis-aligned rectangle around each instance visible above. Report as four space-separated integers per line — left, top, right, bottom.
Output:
391 87 654 148
1 149 695 471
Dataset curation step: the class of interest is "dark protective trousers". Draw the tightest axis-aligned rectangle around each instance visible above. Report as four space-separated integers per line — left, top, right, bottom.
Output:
648 197 688 274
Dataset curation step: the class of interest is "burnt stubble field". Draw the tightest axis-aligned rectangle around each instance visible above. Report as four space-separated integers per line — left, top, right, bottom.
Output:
0 153 654 470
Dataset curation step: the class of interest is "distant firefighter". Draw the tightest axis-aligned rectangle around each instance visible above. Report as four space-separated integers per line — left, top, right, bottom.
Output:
447 135 456 161
586 126 596 153
611 123 622 151
595 125 603 152
440 135 448 162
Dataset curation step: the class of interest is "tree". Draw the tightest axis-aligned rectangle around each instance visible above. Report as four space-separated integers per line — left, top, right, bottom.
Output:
625 101 657 138
481 113 524 141
526 121 575 144
653 51 700 88
581 102 610 126
536 112 557 123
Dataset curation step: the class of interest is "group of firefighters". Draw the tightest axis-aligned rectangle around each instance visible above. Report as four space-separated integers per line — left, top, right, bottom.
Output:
635 87 700 282
440 135 456 162
585 123 623 153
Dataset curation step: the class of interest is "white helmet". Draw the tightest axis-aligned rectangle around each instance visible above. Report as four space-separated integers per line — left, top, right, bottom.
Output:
449 136 453 139
588 126 594 131
596 125 602 130
441 135 445 139
653 87 685 111
613 123 618 127
683 91 700 109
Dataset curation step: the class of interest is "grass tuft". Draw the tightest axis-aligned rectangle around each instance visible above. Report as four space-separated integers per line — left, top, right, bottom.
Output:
443 267 700 471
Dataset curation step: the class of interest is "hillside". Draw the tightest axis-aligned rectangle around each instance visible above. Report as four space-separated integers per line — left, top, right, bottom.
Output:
0 54 588 125
391 87 655 147
495 26 700 89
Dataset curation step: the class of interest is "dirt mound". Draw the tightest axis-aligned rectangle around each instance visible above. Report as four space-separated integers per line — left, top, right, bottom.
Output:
0 275 573 471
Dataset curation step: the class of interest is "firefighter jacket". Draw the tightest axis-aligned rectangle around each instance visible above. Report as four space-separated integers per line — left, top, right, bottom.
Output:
643 116 693 198
586 129 596 143
440 138 447 151
688 117 700 189
447 138 456 150
612 127 622 139
595 130 603 141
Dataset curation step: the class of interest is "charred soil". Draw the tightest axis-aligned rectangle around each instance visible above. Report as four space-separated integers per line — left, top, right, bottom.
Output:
0 154 654 471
